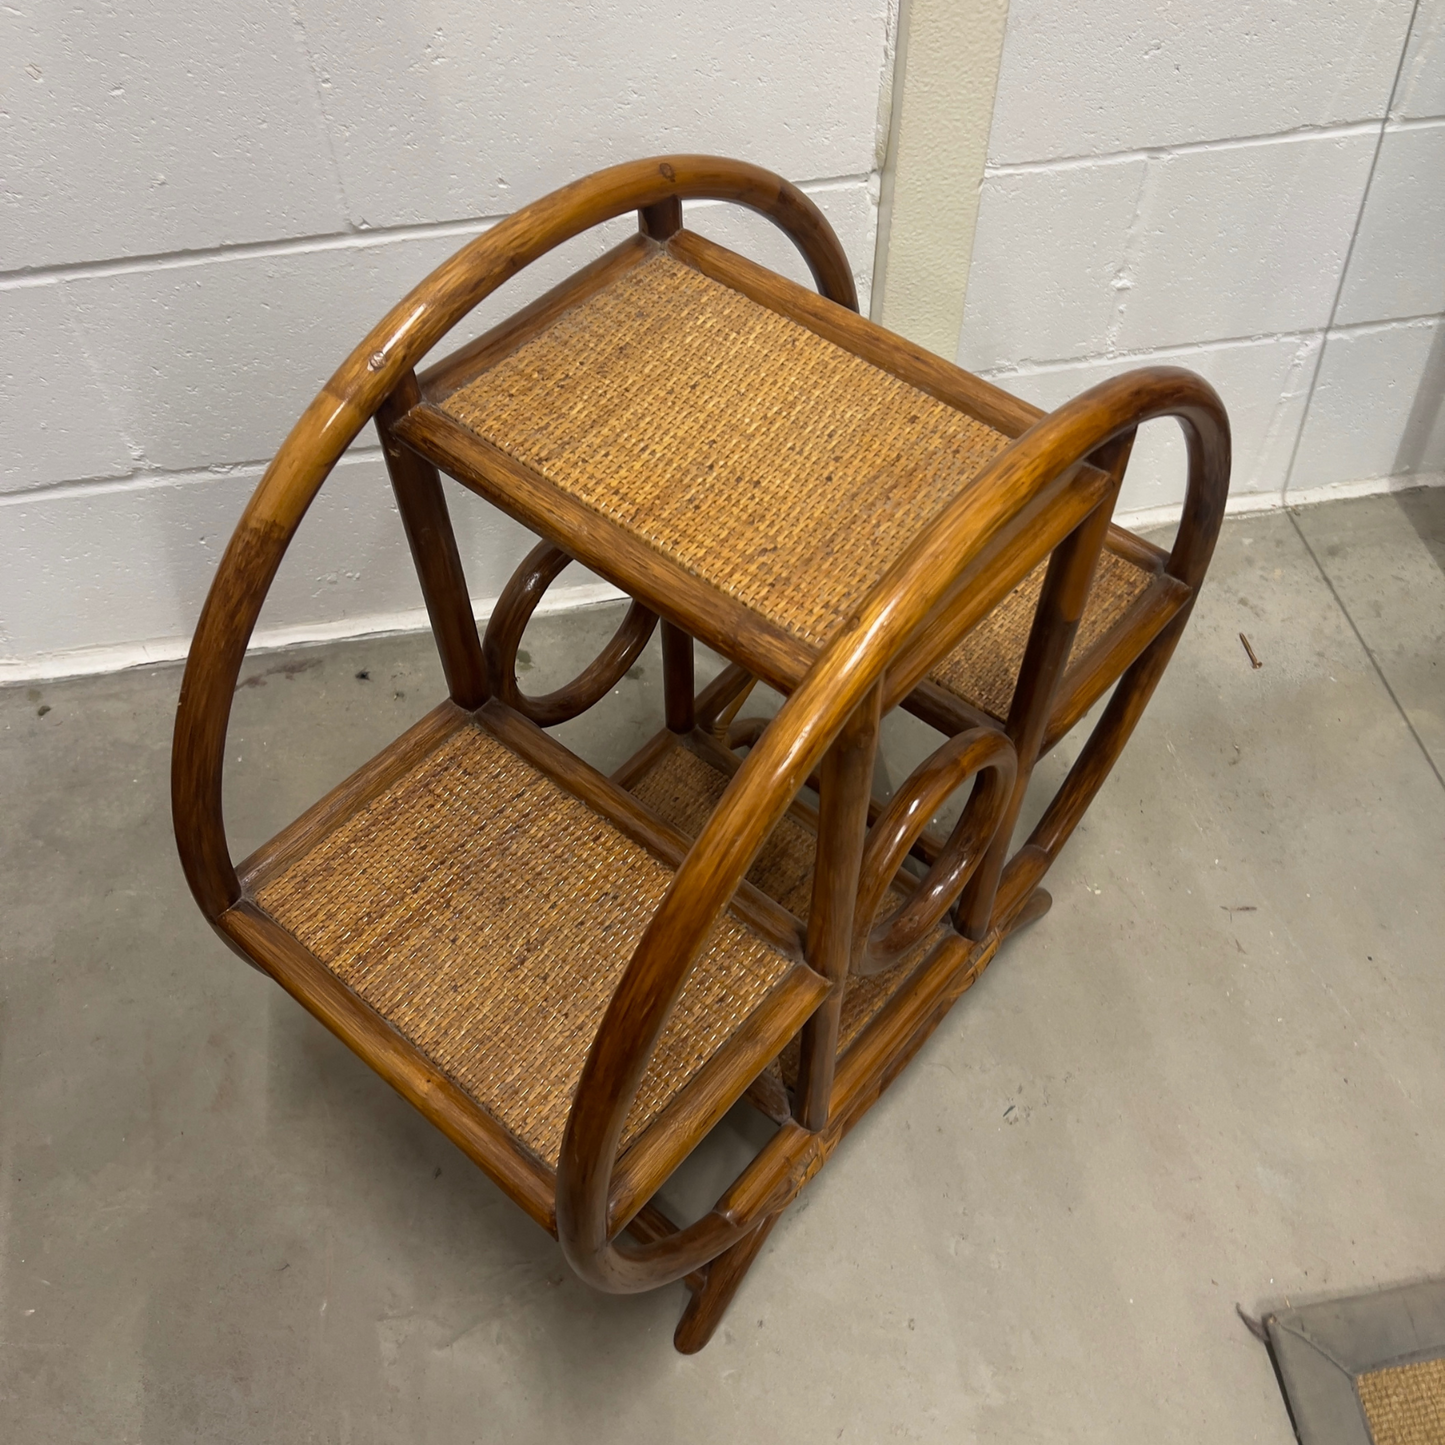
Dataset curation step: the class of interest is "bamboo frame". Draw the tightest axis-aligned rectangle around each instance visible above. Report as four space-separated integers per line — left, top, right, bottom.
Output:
171 154 1230 1355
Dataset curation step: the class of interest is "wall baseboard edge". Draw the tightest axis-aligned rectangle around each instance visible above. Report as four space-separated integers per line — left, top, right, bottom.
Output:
1115 469 1445 535
7 471 1443 686
0 580 626 688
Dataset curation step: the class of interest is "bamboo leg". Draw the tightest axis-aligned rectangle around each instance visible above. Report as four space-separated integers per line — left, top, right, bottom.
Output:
957 434 1134 938
673 1210 782 1354
990 604 1193 924
662 622 696 733
1008 886 1053 934
375 371 488 709
794 685 881 1130
639 194 683 240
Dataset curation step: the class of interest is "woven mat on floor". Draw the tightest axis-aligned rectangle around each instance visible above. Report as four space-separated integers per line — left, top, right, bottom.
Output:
1357 1358 1445 1445
1267 1280 1445 1445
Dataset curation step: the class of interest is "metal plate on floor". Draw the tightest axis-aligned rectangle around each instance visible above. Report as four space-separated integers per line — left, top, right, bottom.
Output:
1267 1280 1445 1444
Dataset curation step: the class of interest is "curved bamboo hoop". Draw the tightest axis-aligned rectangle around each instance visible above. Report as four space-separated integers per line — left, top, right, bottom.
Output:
171 155 858 923
555 365 1230 1293
168 155 1228 1304
851 727 1017 976
483 540 658 727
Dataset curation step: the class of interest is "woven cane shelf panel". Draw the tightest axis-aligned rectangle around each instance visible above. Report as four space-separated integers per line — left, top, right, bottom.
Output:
1357 1357 1445 1445
440 252 1010 650
628 742 924 1079
927 545 1154 721
253 724 793 1167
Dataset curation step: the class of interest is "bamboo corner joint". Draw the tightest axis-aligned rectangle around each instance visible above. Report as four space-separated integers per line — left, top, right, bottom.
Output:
171 155 1230 1353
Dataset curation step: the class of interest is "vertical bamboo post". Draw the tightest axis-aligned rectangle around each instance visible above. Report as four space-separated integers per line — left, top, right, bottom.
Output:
957 434 1134 939
375 371 489 709
661 623 696 733
793 684 882 1130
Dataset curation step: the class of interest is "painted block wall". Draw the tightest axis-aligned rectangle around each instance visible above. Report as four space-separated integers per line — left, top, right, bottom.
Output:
957 0 1445 523
2 1 891 679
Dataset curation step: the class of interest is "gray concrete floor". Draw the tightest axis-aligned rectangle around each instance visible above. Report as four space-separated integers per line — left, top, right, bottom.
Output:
2 490 1442 1443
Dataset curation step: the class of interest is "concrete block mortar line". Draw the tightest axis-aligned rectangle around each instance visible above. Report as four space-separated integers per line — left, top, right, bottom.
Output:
983 117 1392 177
1383 112 1445 131
1288 507 1445 794
286 0 353 227
1101 161 1153 356
55 284 148 473
976 311 1445 378
1114 469 1445 534
1281 0 1425 499
0 449 386 509
0 217 504 292
0 174 874 292
1263 335 1328 512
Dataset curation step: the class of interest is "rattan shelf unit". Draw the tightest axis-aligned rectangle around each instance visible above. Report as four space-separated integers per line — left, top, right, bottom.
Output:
172 156 1229 1353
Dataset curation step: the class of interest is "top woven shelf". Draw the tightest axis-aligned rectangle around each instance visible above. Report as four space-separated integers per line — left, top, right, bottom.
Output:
437 252 1010 650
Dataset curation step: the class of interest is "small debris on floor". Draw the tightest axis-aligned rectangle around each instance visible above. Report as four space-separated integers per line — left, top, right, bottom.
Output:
1239 632 1262 669
355 669 370 681
36 704 50 717
237 658 320 689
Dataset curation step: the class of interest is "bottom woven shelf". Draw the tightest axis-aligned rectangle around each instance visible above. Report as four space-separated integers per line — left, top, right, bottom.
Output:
251 718 801 1168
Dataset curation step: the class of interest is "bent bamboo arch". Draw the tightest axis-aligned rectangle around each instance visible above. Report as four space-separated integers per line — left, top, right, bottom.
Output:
171 155 1229 1308
172 156 859 925
556 367 1229 1292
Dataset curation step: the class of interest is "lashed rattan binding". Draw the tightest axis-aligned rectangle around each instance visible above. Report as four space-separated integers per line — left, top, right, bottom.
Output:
170 154 1230 1356
255 724 792 1166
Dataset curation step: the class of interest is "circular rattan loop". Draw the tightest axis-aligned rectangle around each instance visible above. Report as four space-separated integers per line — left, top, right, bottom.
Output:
725 714 772 751
484 540 658 727
851 727 1017 976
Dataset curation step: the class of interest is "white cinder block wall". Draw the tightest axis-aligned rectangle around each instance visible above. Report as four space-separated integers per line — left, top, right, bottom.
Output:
957 0 1445 523
6 1 1443 679
2 1 893 679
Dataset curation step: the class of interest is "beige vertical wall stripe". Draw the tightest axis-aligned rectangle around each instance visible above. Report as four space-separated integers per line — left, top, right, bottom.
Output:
874 0 1010 358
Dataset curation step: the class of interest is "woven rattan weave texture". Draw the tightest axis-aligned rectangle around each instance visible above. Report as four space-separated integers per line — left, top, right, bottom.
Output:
928 547 1154 719
441 252 1010 649
1357 1357 1445 1445
254 725 792 1166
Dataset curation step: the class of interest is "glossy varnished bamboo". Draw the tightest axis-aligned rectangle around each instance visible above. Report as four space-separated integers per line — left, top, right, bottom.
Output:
483 539 658 727
172 155 859 926
171 153 1230 1353
661 623 696 734
375 371 489 709
793 686 880 1130
673 1211 781 1354
958 431 1132 938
